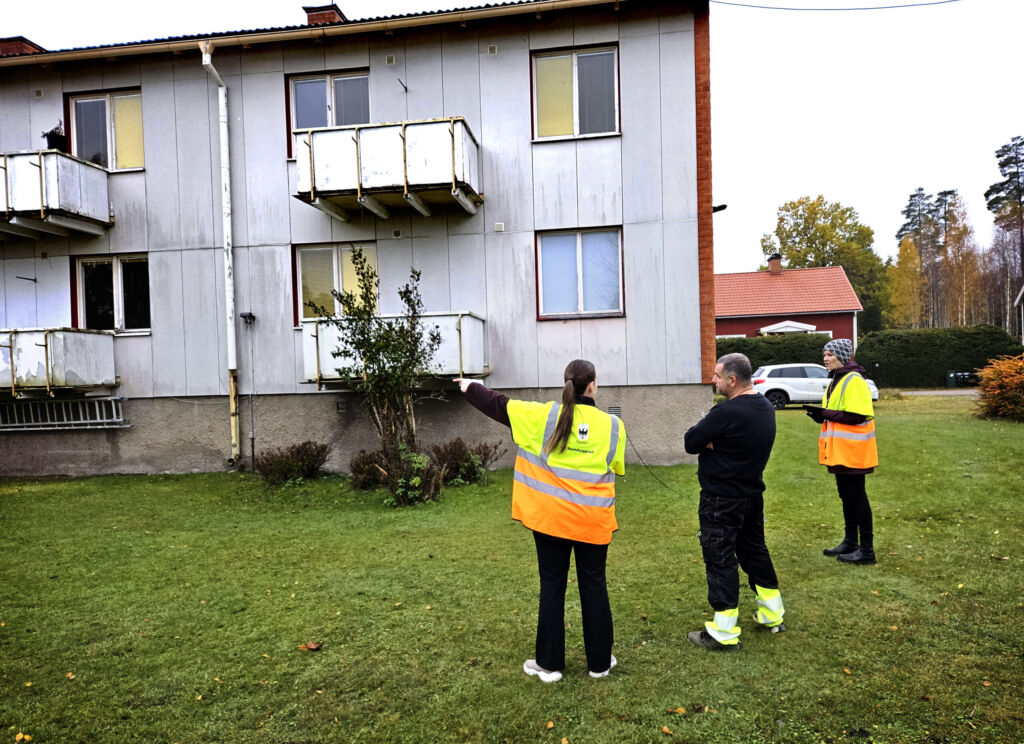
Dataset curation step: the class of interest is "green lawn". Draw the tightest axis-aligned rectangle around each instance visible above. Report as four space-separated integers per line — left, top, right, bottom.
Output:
1 396 1022 743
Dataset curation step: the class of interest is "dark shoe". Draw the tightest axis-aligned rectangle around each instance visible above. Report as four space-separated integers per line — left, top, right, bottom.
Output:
837 547 876 565
687 629 740 650
823 540 857 556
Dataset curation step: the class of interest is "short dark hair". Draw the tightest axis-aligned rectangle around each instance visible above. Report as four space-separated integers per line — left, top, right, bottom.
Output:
717 353 752 384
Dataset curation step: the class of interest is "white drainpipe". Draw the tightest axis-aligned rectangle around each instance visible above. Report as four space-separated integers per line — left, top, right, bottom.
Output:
200 41 240 466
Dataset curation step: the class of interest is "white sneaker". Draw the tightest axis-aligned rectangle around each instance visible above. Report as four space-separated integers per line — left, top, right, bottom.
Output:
589 654 617 678
523 659 562 683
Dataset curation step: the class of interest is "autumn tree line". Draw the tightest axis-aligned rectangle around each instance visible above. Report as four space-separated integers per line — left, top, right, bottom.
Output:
760 135 1023 338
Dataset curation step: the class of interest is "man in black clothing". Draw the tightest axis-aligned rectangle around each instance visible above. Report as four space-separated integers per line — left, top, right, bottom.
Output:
683 353 785 650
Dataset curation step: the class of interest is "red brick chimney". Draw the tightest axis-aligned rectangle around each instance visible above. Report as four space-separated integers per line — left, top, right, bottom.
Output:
303 4 347 25
768 253 783 275
0 37 46 58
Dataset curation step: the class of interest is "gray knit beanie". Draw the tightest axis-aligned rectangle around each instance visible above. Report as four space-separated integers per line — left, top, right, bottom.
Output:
824 338 853 364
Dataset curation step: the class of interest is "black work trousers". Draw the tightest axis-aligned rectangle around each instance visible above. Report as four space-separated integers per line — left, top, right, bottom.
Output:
835 473 874 549
532 531 613 674
698 491 779 612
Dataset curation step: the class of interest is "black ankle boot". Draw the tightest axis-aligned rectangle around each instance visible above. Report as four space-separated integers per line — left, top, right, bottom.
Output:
823 539 856 556
837 546 876 565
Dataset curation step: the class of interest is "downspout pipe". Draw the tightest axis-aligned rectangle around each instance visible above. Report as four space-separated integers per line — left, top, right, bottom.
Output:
200 41 240 466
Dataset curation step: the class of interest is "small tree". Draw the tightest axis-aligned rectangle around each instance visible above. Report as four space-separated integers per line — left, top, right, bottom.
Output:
309 247 443 505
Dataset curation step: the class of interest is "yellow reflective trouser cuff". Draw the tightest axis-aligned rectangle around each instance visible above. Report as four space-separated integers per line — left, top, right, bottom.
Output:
705 608 741 644
754 585 785 627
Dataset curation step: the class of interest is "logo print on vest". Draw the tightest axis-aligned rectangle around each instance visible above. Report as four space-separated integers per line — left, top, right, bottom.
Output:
577 423 589 442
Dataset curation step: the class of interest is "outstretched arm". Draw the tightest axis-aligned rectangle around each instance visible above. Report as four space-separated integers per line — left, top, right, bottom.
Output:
453 378 511 427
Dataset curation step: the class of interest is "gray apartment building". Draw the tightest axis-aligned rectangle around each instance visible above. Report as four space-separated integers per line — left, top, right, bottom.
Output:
0 0 717 476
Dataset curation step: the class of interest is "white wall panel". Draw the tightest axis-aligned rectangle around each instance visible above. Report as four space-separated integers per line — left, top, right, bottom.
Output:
663 220 702 383
28 67 62 159
573 7 619 46
537 320 582 386
0 70 31 151
0 255 6 328
102 62 142 90
240 72 290 247
4 258 37 327
108 172 148 255
215 57 250 251
141 63 181 251
241 48 283 76
618 4 660 38
412 236 450 312
34 253 70 327
529 13 572 50
368 38 408 123
405 30 444 121
576 137 622 227
532 141 578 230
375 238 413 315
660 6 696 34
283 47 325 75
173 73 215 249
246 245 298 394
181 249 222 395
660 30 697 222
484 231 538 387
479 23 534 234
331 212 376 243
324 36 370 71
441 27 485 236
147 250 187 396
61 62 102 92
287 161 334 245
623 222 666 385
581 317 628 386
113 334 154 398
447 233 486 317
620 33 663 225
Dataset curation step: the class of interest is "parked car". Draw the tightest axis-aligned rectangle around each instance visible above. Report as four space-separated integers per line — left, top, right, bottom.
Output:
751 363 879 409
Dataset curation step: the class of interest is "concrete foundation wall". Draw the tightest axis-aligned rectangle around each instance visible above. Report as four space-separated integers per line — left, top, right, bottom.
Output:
0 384 709 477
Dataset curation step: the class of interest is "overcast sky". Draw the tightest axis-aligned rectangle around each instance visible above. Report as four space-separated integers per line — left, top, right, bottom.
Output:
4 0 1020 273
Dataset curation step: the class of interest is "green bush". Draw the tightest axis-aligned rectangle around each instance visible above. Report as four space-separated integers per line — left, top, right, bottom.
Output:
429 437 484 486
856 325 1024 388
254 441 331 486
716 333 834 371
348 449 386 490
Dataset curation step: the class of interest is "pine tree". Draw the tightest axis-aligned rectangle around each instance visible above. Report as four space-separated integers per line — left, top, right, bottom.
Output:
984 135 1024 278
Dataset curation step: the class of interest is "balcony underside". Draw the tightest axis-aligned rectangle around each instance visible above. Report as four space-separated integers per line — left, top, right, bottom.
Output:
295 182 482 222
0 208 109 240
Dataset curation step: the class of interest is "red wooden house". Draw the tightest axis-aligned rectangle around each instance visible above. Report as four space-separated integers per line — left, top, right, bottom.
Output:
715 256 863 342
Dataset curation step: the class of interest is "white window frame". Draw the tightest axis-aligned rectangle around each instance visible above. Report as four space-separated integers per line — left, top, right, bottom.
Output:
295 242 377 322
532 46 619 141
68 90 144 171
76 254 150 333
289 71 370 131
537 228 624 319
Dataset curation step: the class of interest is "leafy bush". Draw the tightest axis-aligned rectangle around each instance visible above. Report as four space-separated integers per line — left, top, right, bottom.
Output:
975 353 1024 421
716 333 834 371
255 441 330 486
856 325 1024 388
348 449 386 490
470 440 508 472
385 448 443 506
429 437 482 486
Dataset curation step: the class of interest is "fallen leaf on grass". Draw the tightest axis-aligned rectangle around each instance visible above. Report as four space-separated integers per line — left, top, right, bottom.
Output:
843 668 852 675
983 681 992 687
66 672 75 680
24 682 32 687
870 590 879 596
547 721 554 729
890 626 898 631
661 726 673 735
15 734 32 742
298 642 322 652
561 739 568 744
664 706 686 714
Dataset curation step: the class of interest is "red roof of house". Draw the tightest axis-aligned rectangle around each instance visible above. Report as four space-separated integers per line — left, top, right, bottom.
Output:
715 266 862 318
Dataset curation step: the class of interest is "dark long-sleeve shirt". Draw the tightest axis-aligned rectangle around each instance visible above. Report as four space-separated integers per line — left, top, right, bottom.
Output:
463 382 597 429
684 393 776 499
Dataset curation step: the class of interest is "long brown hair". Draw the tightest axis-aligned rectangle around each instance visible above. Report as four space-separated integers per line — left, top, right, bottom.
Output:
544 359 596 454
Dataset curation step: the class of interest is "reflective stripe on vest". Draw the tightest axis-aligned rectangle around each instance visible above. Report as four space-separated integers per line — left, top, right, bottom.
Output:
508 400 621 545
819 372 878 468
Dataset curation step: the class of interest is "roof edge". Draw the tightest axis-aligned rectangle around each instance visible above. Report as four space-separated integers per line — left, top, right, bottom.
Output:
0 0 623 67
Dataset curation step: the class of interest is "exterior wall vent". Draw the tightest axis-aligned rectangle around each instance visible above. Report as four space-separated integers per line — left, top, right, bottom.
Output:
386 55 396 65
0 397 129 431
487 45 498 55
607 406 622 417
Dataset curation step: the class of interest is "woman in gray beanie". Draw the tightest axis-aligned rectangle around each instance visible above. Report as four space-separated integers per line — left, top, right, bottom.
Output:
804 338 879 565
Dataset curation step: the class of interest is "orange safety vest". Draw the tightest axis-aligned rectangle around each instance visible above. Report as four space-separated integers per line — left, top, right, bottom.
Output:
507 400 625 545
818 372 878 469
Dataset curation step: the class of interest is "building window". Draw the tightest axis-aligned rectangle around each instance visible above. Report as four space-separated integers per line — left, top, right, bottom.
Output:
290 72 370 131
77 255 150 331
69 91 144 169
296 243 377 320
533 47 618 139
538 229 623 318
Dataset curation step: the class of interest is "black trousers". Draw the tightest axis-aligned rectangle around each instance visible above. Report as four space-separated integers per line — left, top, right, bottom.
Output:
532 531 613 673
835 473 874 549
698 491 779 612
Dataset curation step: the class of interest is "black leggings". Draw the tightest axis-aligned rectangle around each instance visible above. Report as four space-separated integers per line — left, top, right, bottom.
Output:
532 531 613 673
835 473 874 549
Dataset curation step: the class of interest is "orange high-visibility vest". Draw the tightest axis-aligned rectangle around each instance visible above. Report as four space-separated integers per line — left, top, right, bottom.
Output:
819 372 878 469
507 399 626 545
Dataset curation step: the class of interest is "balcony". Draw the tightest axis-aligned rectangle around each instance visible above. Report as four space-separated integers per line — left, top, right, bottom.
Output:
302 312 487 388
0 150 111 239
1 328 117 397
293 117 482 222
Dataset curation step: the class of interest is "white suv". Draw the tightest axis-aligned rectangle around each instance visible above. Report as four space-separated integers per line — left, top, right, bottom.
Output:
752 363 879 410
